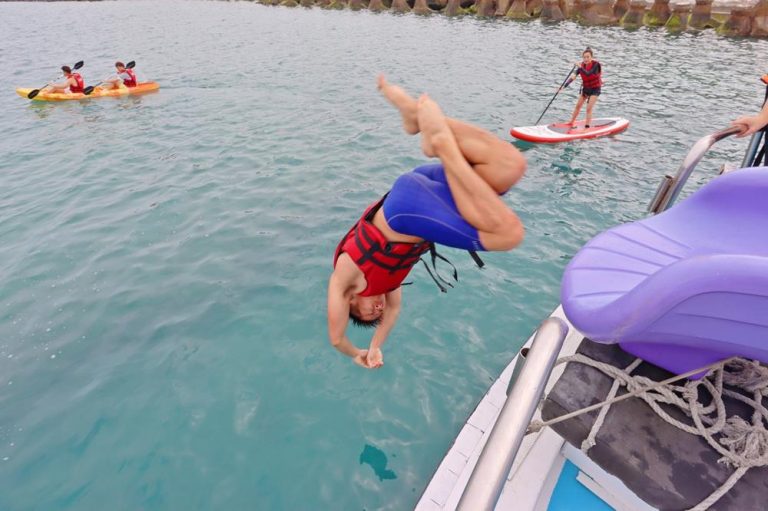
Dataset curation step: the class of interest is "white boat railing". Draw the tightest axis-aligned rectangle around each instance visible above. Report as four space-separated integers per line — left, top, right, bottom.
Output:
741 128 765 168
456 317 569 511
648 125 743 214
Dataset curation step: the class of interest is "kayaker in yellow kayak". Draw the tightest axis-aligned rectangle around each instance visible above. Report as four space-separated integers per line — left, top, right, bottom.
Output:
18 61 158 101
43 66 85 94
101 61 138 90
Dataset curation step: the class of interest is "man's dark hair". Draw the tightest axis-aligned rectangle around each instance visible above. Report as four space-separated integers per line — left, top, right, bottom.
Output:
115 61 125 68
349 312 381 329
61 65 72 74
583 47 594 57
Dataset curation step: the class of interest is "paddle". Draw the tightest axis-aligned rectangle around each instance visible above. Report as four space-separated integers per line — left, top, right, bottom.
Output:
27 61 84 100
534 65 578 126
83 61 136 96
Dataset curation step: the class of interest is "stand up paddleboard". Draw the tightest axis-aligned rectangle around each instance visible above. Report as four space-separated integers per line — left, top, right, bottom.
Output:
510 117 629 143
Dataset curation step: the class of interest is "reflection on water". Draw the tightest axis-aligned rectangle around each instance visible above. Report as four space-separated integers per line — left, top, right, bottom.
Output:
551 143 582 174
27 101 56 119
511 139 537 152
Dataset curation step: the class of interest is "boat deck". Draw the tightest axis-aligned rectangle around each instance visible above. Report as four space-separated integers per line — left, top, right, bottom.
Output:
542 340 768 510
416 308 768 510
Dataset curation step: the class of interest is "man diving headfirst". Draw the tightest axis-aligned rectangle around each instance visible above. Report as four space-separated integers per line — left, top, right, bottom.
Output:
327 76 527 369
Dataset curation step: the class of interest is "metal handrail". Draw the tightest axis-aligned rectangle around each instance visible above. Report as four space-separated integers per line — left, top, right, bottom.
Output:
648 125 744 214
456 317 569 511
742 88 768 168
741 129 765 168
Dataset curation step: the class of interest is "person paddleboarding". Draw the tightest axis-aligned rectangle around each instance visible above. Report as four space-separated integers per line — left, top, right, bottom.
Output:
559 47 602 129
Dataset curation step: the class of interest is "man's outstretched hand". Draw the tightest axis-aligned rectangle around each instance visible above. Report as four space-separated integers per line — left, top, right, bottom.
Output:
351 348 383 369
732 115 765 138
366 348 384 369
353 349 370 368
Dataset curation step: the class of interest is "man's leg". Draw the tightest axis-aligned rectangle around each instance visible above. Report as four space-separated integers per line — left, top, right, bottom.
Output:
43 84 67 93
585 95 598 127
417 95 523 252
568 95 586 126
102 78 123 90
378 76 525 194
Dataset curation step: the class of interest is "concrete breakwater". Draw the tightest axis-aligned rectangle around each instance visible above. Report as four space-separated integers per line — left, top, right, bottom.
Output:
251 0 768 37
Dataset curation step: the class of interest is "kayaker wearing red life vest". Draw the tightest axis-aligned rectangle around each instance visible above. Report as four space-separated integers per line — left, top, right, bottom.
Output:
102 61 138 90
559 47 602 129
327 76 526 370
43 65 85 94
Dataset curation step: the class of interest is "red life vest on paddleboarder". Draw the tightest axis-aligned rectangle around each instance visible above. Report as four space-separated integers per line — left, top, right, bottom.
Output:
579 61 602 89
70 73 84 93
122 68 137 87
334 197 431 296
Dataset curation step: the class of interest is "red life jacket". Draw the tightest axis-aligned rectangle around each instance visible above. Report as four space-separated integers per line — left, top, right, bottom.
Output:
70 73 84 93
122 68 137 87
579 61 602 89
334 197 431 296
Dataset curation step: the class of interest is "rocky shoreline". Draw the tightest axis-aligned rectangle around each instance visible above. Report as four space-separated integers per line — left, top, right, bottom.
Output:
251 0 767 37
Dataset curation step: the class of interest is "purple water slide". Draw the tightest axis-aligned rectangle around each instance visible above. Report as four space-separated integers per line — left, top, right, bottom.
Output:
561 167 768 375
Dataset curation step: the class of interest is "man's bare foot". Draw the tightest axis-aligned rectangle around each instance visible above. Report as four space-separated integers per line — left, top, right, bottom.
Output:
417 94 455 158
377 75 419 135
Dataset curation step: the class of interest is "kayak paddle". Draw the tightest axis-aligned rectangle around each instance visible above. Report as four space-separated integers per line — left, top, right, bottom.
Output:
27 61 84 99
83 61 136 96
534 65 577 126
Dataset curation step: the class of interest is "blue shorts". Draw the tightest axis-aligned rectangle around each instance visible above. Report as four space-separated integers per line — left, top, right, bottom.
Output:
383 164 488 252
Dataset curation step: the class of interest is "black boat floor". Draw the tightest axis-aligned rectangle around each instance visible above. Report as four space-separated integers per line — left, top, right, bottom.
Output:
541 339 768 511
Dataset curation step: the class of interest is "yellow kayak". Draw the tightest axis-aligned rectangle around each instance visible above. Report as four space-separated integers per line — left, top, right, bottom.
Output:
16 81 160 101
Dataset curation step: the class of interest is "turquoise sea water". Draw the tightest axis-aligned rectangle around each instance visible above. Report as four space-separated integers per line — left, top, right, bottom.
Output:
1 2 767 509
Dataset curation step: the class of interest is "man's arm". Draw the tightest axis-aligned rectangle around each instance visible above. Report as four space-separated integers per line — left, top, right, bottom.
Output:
369 287 401 352
560 68 581 90
733 101 768 137
47 79 70 92
328 268 364 357
365 288 402 368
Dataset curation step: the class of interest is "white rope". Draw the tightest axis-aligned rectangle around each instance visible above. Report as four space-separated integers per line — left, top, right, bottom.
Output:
526 354 768 510
581 358 642 452
688 467 749 511
527 355 733 435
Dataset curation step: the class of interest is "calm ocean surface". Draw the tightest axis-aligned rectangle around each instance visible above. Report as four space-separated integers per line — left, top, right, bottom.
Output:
1 1 766 509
